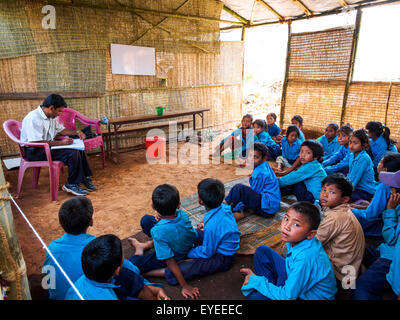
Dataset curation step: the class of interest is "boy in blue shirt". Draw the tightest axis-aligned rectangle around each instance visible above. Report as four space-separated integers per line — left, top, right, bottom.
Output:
65 235 167 300
225 142 281 221
128 184 199 299
352 169 400 300
317 123 341 158
141 179 241 292
275 124 301 171
240 201 337 300
252 119 281 160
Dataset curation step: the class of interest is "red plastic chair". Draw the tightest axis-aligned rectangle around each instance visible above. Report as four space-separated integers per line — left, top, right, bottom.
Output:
57 108 105 169
2 120 65 202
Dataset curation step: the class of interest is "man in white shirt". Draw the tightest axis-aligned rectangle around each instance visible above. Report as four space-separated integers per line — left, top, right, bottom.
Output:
21 94 97 196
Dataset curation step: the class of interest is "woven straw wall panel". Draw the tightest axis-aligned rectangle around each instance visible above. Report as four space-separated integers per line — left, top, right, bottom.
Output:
36 50 107 93
289 27 354 81
0 56 37 93
385 84 400 143
283 80 346 133
342 82 390 130
0 0 221 59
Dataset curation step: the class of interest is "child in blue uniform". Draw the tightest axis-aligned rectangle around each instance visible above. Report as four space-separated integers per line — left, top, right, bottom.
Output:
225 142 281 221
275 124 301 171
317 123 340 158
65 235 169 300
279 140 327 203
128 184 199 299
347 129 377 203
215 114 253 158
352 169 400 300
252 119 281 160
240 201 337 300
366 121 398 170
352 153 400 240
266 112 281 142
291 115 305 142
323 124 353 175
141 179 241 290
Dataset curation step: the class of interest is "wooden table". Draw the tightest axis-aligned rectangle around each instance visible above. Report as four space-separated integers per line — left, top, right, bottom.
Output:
106 108 210 163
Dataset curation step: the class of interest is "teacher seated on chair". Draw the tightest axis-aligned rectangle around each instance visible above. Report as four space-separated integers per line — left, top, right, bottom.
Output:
20 93 97 196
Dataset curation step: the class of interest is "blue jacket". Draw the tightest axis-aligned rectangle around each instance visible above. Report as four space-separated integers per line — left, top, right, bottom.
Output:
347 150 377 195
187 204 240 259
43 233 96 300
352 182 391 237
233 161 281 215
151 209 197 261
319 135 341 158
378 204 400 261
241 238 337 300
387 237 400 295
279 160 327 200
266 123 280 137
323 145 350 174
298 128 305 143
281 136 301 161
220 127 254 153
369 136 398 168
254 131 280 153
65 275 119 300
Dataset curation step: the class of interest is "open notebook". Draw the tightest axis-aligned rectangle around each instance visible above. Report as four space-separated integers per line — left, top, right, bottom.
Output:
51 139 85 151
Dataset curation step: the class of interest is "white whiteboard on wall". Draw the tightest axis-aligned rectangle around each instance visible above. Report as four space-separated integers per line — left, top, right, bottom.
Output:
111 44 156 76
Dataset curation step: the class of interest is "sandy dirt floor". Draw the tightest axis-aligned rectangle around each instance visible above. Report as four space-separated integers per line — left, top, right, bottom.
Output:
3 136 252 277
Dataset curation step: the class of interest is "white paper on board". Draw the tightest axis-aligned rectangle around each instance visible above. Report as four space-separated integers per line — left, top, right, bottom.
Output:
111 44 156 76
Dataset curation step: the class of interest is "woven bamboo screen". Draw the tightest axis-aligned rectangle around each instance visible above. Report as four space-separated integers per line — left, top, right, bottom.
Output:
384 83 400 143
342 82 391 130
282 27 355 133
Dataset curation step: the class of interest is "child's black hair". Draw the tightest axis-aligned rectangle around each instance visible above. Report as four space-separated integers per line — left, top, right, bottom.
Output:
267 112 277 120
81 234 122 283
242 114 253 122
326 122 339 132
337 124 353 136
253 119 266 130
291 115 303 126
366 121 396 150
351 129 370 149
42 93 67 109
252 142 269 159
381 152 400 172
289 201 321 231
58 196 93 235
197 178 225 209
152 184 180 216
321 173 353 198
300 140 324 162
285 124 300 138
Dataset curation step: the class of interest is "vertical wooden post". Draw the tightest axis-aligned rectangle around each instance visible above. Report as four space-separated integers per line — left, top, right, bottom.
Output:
384 82 393 126
340 9 362 126
240 25 246 116
279 21 292 129
0 165 31 300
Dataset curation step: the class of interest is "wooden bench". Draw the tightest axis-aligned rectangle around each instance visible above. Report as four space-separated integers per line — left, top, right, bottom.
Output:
104 118 192 161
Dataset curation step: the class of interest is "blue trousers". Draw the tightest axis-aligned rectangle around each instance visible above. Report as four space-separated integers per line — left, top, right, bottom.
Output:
267 145 282 160
225 184 273 217
350 188 374 203
356 215 384 243
246 245 287 300
351 245 393 300
113 266 145 300
24 146 92 185
280 181 314 203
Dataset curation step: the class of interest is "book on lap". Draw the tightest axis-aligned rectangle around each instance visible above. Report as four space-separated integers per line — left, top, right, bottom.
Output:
51 139 85 151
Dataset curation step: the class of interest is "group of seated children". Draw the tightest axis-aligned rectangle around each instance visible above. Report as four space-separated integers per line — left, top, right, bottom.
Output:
42 113 400 300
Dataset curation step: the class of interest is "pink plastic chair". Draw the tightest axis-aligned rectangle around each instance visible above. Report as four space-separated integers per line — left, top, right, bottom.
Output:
2 120 65 202
57 108 105 169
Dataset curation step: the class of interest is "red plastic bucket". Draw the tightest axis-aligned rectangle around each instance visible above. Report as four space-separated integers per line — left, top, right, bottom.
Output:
145 136 166 159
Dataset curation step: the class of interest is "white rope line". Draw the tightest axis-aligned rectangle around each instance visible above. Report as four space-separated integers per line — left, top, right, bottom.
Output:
8 194 85 300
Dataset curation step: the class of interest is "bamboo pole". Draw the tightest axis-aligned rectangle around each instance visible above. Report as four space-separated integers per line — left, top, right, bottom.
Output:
279 21 292 130
340 9 362 126
0 164 31 300
256 0 285 22
45 0 245 25
223 5 249 25
291 0 312 16
384 82 393 126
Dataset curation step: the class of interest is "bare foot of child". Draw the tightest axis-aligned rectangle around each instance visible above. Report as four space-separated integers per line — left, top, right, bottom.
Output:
128 238 152 256
233 210 245 221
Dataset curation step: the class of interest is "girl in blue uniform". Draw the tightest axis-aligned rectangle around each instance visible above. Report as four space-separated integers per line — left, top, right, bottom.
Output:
347 129 377 203
266 112 281 143
366 121 398 170
253 119 281 160
275 124 301 171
